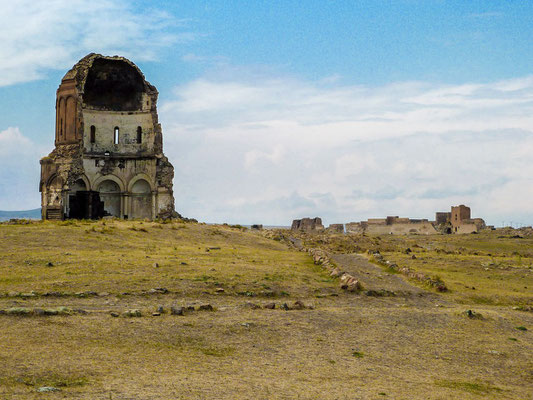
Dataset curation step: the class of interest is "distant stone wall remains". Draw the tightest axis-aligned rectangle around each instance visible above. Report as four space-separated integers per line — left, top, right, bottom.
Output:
346 219 437 235
291 217 324 232
327 224 345 233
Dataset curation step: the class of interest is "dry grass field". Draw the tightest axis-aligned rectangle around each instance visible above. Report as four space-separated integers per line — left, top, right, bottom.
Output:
0 220 531 399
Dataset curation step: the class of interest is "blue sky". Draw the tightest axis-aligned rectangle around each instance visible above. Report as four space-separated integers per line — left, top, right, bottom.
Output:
1 0 533 226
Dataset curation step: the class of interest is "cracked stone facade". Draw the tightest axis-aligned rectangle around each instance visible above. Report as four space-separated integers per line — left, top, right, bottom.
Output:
40 53 177 220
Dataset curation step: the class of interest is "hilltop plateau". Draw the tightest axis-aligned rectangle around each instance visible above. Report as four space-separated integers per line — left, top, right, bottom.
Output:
0 220 531 399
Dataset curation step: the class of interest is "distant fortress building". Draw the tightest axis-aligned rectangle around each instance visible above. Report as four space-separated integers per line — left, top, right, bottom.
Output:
40 53 176 220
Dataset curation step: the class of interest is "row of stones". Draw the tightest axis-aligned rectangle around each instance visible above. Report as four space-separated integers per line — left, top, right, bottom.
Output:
307 248 363 292
368 251 448 292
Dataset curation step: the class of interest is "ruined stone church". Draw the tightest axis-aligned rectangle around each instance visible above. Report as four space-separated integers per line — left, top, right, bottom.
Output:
40 53 176 220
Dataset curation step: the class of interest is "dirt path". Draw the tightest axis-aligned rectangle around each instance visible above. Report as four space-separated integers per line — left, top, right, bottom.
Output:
331 253 447 304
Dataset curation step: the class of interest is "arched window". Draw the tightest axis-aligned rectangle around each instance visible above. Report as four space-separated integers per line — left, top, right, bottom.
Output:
90 126 96 143
137 126 142 144
114 127 119 144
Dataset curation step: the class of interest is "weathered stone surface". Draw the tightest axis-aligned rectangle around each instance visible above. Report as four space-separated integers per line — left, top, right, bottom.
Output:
170 306 185 316
340 273 362 292
37 387 61 393
147 287 168 295
291 217 324 232
123 309 142 317
328 224 345 233
39 53 178 221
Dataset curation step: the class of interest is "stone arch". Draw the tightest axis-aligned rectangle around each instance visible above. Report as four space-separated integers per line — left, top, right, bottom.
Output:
72 174 91 191
94 175 124 217
46 174 64 206
93 174 125 192
67 178 88 219
127 173 154 192
97 180 121 217
129 177 153 219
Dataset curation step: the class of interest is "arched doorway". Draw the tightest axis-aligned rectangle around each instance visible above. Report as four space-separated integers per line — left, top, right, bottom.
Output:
47 176 63 206
68 179 88 219
98 180 121 217
130 179 152 219
45 175 64 220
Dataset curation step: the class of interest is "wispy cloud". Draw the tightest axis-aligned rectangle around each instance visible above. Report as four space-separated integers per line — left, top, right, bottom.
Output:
0 0 191 87
160 70 533 225
0 127 46 210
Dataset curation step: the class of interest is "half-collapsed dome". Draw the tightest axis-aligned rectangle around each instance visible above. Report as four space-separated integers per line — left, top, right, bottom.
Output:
40 53 176 221
83 58 145 111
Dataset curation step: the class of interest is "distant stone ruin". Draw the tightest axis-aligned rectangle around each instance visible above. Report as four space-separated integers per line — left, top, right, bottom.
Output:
293 205 487 236
327 224 345 233
291 217 324 232
435 205 486 234
40 53 176 221
345 216 437 235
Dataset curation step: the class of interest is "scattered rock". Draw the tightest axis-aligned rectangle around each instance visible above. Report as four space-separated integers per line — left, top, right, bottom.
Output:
37 387 60 392
110 312 119 317
6 307 31 316
365 289 396 297
180 262 188 265
244 302 261 309
124 309 142 318
147 287 168 294
330 268 343 277
198 304 214 311
215 288 225 293
465 310 483 319
75 291 98 298
153 262 160 268
411 254 417 259
292 300 306 310
340 274 362 292
187 306 195 312
152 312 161 316
170 306 185 316
43 291 64 297
46 262 54 267
280 303 290 311
156 305 164 313
263 302 276 309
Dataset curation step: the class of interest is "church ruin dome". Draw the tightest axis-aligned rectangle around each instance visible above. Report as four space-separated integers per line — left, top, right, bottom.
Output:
39 53 177 220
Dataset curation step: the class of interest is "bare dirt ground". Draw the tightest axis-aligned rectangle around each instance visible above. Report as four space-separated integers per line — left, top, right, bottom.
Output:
0 221 531 399
332 253 427 295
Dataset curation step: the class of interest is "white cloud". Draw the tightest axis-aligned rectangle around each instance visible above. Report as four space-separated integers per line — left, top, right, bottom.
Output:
0 127 45 210
0 0 189 86
160 71 533 226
